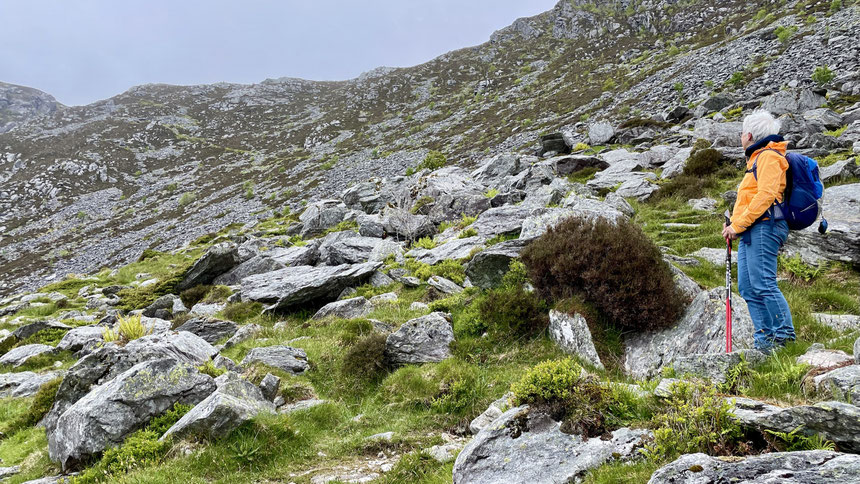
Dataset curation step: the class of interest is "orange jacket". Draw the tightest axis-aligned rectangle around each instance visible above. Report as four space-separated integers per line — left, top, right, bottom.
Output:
730 140 788 234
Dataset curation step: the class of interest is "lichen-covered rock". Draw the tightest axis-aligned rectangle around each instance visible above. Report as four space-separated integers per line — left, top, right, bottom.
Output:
161 372 274 441
312 296 373 320
465 238 528 290
241 346 308 374
177 242 243 291
453 405 651 484
0 370 64 397
672 350 765 384
814 365 860 406
547 310 602 370
175 317 239 344
624 288 753 379
647 451 860 484
48 359 216 470
0 344 55 367
385 312 454 365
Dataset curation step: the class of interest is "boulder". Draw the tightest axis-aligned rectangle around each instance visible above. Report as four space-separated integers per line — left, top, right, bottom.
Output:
299 200 348 237
222 323 263 350
665 261 703 302
268 244 320 267
241 346 308 374
469 392 514 435
368 270 394 287
427 275 463 295
452 405 651 484
12 320 72 341
588 121 615 145
381 207 435 242
43 331 218 433
803 108 843 130
615 177 657 201
357 213 385 238
547 310 603 370
814 365 860 406
660 147 693 178
428 193 491 224
177 243 243 291
820 159 859 183
797 344 854 369
241 262 381 311
672 350 766 384
648 451 860 484
48 359 216 470
0 344 55 367
729 397 860 452
369 292 398 305
539 132 570 155
407 237 485 265
0 370 64 398
784 184 860 265
687 247 735 266
311 297 373 320
763 89 826 115
161 372 275 441
175 317 239 345
812 313 860 333
703 93 736 112
212 255 286 286
693 119 743 148
470 153 521 186
317 232 386 265
259 373 281 402
385 312 454 365
687 197 718 212
342 182 382 213
465 239 529 289
551 154 608 176
472 205 532 238
624 288 754 379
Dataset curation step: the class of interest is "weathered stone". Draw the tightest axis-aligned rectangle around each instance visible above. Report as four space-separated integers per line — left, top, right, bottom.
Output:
665 261 703 302
48 359 216 470
624 288 754 379
687 247 735 266
469 392 514 435
519 203 624 240
312 297 373 320
268 244 319 267
654 378 683 398
465 238 529 289
317 232 387 265
672 350 766 384
804 108 844 130
661 147 693 178
175 317 239 345
548 310 603 370
212 255 286 286
241 346 308 374
259 373 281 402
177 242 242 291
427 275 463 295
428 193 491 224
453 405 651 484
369 292 398 305
784 183 859 265
385 312 454 365
615 177 657 201
648 451 860 484
687 197 718 212
241 262 381 311
551 154 608 175
161 372 275 441
820 159 859 183
409 302 430 312
381 207 435 242
797 344 854 369
703 93 736 112
812 313 860 333
472 205 532 238
0 370 64 397
299 200 348 237
0 344 55 367
223 324 262 350
588 121 615 145
470 153 521 186
427 443 464 463
604 191 634 217
693 119 743 147
408 237 484 265
369 271 394 287
729 397 860 452
814 365 860 406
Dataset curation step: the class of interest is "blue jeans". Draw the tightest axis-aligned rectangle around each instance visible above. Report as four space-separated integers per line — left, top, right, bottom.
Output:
737 218 794 351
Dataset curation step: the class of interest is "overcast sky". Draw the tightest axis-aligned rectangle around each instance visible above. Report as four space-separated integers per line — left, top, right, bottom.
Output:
0 0 556 106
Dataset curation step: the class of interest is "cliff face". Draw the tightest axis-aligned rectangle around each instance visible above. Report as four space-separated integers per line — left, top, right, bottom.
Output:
1 0 858 296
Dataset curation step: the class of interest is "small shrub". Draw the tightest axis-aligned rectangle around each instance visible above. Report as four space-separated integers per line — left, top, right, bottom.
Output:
198 360 227 378
765 427 836 451
483 188 499 198
573 142 591 152
412 237 437 250
103 314 151 344
202 285 233 303
683 147 724 177
15 327 68 347
812 65 835 86
406 259 465 284
780 254 823 283
341 333 389 383
727 71 746 89
178 191 197 207
511 358 582 405
417 150 447 172
774 25 798 45
381 366 439 408
651 174 717 201
430 362 485 416
411 196 435 214
221 301 263 323
458 228 478 238
830 0 842 13
479 284 548 338
521 216 685 331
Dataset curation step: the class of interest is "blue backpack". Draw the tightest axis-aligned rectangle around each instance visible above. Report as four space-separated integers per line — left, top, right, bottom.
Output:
750 150 825 231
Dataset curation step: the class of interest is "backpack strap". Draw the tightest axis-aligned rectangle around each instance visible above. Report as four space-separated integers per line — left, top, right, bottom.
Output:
745 148 782 180
745 148 789 221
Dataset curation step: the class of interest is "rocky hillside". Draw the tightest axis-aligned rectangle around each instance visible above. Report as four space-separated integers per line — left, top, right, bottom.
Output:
3 0 859 296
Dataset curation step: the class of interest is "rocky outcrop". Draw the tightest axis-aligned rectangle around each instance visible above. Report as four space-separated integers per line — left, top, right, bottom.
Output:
814 365 860 406
177 242 243 291
385 312 454 365
624 288 753 379
0 370 63 398
648 451 860 483
547 310 603 370
453 405 650 484
48 359 216 470
241 262 380 311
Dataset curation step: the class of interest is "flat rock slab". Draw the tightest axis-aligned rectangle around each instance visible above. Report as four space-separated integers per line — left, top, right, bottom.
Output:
673 350 766 384
687 247 735 266
472 205 533 238
797 345 854 369
0 344 55 367
176 317 239 344
178 242 242 291
453 405 651 484
241 346 309 374
647 451 860 484
624 288 753 379
56 325 105 354
407 237 485 265
729 397 860 453
311 297 373 320
784 183 860 266
0 370 64 398
548 310 603 370
385 312 454 365
241 262 381 311
812 313 860 333
427 275 463 295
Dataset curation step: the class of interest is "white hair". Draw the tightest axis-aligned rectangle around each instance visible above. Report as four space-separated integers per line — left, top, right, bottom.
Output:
742 109 781 142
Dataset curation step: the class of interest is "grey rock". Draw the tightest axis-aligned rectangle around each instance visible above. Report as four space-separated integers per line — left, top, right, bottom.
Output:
241 262 381 311
551 154 608 175
213 255 286 286
615 177 657 201
647 451 860 484
427 443 463 463
427 275 463 295
268 244 319 267
519 203 624 240
409 302 430 312
176 317 239 345
382 207 435 242
453 405 651 484
279 398 328 414
693 119 743 147
162 372 274 441
820 159 858 183
729 397 860 452
312 297 373 320
465 238 529 289
0 370 64 397
223 323 262 350
177 242 242 291
357 213 385 238
472 205 532 238
604 191 634 216
142 294 188 318
12 320 71 341
469 392 514 435
588 121 615 145
299 200 348 237
814 365 860 406
661 147 693 178
687 197 718 212
856 336 860 365
804 108 843 130
784 184 860 265
672 350 766 384
797 345 854 369
259 373 281 402
428 193 491 225
665 261 704 302
624 288 754 379
48 358 216 470
407 237 485 265
342 182 382 213
189 301 226 317
654 378 683 398
470 153 521 186
369 292 398 305
317 232 386 266
400 276 421 288
688 247 735 266
812 313 860 333
703 93 735 112
385 312 454 365
213 354 240 372
241 346 308 374
547 310 602 369
0 344 55 367
369 271 394 287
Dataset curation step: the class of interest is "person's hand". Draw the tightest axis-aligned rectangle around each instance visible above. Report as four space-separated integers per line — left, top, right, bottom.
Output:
722 223 738 241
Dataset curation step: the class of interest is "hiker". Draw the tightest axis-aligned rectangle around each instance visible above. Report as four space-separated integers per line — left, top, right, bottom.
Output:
722 109 795 353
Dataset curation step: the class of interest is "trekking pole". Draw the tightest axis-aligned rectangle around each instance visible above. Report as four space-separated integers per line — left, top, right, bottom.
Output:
724 210 733 353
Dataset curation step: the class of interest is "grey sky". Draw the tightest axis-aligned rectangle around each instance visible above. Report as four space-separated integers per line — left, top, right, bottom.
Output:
0 0 557 106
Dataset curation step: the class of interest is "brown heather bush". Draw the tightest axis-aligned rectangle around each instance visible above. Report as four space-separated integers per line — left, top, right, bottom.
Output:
180 284 212 307
342 332 390 382
521 216 685 331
